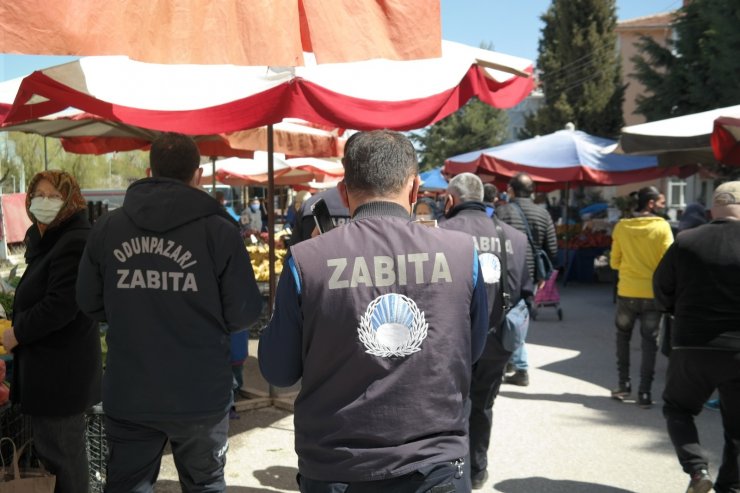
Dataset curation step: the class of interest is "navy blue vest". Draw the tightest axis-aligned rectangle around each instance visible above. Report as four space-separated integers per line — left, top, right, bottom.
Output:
289 202 477 481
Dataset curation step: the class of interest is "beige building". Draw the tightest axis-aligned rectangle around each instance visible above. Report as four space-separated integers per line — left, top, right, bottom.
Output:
608 2 710 217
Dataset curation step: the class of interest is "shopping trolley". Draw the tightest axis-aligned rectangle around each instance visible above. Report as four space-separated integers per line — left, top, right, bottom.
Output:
531 269 563 321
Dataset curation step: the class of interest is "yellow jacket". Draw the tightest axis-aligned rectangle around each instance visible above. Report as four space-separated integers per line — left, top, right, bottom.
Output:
610 216 673 298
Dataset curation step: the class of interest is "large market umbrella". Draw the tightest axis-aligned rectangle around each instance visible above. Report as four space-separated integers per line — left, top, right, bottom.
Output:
711 116 740 166
419 167 448 191
0 41 534 132
0 0 442 66
200 156 343 187
615 104 740 165
444 128 689 190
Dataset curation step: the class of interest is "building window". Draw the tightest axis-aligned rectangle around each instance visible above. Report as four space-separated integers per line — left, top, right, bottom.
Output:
668 179 687 208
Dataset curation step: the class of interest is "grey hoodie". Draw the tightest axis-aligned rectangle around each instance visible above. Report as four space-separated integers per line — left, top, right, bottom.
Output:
77 177 262 420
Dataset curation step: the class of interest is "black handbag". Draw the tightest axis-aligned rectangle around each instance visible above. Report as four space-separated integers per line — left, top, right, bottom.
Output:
512 203 554 281
493 217 529 352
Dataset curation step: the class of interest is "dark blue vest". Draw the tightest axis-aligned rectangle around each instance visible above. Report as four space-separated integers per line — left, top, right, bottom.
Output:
289 205 477 481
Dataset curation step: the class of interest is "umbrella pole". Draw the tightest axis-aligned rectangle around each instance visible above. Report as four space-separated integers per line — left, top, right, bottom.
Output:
211 157 217 196
563 182 570 285
267 124 277 400
44 137 48 170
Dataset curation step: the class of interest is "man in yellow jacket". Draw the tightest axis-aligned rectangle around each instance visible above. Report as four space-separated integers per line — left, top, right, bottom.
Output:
610 186 673 409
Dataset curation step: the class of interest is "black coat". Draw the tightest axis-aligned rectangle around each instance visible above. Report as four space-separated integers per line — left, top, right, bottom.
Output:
11 211 102 416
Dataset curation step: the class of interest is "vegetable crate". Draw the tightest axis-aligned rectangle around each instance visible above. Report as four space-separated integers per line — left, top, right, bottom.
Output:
86 404 107 493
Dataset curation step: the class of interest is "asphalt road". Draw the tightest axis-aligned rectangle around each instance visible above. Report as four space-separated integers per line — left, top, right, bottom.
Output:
154 281 724 493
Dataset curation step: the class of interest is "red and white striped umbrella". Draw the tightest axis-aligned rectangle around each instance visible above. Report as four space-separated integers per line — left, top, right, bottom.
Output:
0 41 533 133
711 116 740 166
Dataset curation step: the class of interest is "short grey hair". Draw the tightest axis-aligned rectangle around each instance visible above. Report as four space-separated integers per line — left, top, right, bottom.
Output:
448 173 484 202
343 130 418 198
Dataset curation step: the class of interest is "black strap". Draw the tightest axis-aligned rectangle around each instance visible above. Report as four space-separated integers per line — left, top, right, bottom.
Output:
492 216 511 326
512 202 539 255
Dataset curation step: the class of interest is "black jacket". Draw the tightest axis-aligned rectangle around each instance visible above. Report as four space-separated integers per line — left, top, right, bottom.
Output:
12 211 102 416
653 219 740 350
76 178 262 420
495 197 558 280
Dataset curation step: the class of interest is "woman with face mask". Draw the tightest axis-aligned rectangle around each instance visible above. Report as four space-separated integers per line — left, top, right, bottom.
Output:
1 170 102 493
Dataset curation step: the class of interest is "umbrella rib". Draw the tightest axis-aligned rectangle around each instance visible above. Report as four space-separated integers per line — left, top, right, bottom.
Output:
475 58 531 78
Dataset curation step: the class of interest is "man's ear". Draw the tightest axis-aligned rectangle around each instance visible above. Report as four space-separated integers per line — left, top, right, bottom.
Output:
190 167 204 188
408 176 420 208
338 181 350 209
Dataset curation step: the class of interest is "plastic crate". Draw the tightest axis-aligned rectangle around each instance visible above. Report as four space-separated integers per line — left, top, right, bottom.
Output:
86 404 107 493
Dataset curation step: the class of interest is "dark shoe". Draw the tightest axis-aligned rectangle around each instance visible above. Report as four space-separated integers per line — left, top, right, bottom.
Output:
504 370 529 386
505 362 515 374
686 468 712 493
471 470 488 490
637 392 652 409
610 381 631 401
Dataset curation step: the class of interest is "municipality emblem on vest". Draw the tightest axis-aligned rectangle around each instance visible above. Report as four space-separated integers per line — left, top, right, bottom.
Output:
479 252 502 284
358 293 428 357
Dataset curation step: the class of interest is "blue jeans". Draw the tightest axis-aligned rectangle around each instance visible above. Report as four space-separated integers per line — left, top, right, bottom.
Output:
510 343 528 371
614 296 661 393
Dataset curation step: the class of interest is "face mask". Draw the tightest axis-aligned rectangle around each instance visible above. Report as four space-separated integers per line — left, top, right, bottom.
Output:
30 197 64 225
250 204 260 212
416 214 433 221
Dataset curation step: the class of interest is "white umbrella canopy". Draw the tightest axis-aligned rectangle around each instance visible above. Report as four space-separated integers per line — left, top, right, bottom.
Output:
0 41 534 133
615 104 740 165
199 155 343 187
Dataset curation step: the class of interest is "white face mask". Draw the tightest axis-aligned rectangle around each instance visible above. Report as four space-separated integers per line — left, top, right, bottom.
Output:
415 214 433 221
29 197 64 225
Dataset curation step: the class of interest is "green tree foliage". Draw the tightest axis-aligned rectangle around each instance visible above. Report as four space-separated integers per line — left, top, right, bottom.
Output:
632 0 740 120
522 0 624 138
2 133 148 192
411 98 510 171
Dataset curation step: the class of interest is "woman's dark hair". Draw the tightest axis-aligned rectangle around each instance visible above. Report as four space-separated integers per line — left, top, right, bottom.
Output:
632 186 661 212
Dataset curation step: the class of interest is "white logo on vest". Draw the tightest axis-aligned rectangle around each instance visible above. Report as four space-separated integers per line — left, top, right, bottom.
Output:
358 293 428 358
478 253 502 284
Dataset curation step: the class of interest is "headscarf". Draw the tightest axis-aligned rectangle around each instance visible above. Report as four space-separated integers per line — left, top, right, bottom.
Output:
678 202 707 232
25 170 87 229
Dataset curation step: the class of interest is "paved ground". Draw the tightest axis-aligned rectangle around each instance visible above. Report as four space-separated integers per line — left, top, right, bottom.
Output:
153 281 724 492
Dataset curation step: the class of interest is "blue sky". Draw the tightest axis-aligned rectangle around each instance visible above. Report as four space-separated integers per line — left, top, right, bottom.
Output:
0 0 682 82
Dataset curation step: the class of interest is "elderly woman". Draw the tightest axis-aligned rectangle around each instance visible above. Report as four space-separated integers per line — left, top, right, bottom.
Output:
2 170 102 493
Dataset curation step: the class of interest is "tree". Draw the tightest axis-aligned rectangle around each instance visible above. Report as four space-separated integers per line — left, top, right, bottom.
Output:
522 0 624 138
631 0 740 120
411 98 510 171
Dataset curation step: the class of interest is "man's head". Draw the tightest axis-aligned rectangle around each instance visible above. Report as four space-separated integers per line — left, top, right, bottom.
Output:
711 181 740 220
150 133 201 185
508 172 534 198
483 183 498 204
250 197 261 212
446 173 483 213
339 130 419 213
634 186 665 213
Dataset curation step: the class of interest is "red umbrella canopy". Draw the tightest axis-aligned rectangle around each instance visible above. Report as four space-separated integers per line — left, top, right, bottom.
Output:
0 0 441 66
445 129 694 191
0 41 533 133
711 116 740 166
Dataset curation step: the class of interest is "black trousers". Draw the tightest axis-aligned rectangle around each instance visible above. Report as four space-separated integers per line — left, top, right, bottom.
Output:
297 460 470 493
468 334 512 480
663 349 740 492
104 412 229 493
614 296 661 393
31 413 89 493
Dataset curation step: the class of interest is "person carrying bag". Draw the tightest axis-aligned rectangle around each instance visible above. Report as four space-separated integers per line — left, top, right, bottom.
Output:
494 217 530 352
0 438 55 493
513 203 554 282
